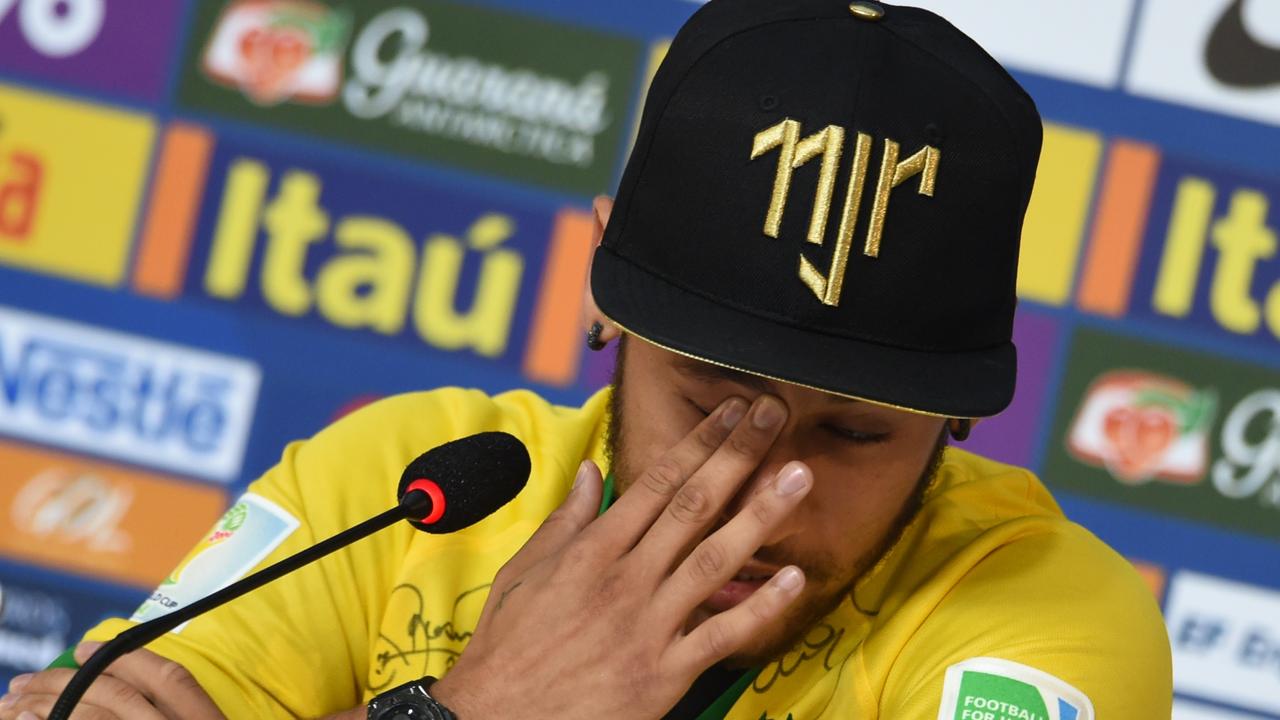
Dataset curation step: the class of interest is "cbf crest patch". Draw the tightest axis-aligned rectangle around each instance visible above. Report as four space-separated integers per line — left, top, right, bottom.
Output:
937 657 1095 720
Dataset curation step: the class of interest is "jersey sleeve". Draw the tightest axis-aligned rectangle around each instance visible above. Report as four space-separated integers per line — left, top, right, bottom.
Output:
872 524 1172 720
82 389 483 719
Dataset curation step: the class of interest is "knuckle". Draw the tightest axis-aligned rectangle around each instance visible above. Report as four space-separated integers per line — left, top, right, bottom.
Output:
703 619 736 659
749 495 776 526
748 593 777 622
690 539 728 581
724 432 759 459
103 676 141 706
692 422 723 452
667 484 713 525
157 658 197 689
641 460 684 498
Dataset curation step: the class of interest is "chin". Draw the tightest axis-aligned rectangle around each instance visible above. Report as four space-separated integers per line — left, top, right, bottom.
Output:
692 585 849 670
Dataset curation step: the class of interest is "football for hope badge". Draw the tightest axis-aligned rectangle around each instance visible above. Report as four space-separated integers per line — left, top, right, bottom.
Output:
131 493 299 630
938 658 1094 720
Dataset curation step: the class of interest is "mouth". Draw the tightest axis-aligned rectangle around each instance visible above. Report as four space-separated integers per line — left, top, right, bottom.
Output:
704 560 784 612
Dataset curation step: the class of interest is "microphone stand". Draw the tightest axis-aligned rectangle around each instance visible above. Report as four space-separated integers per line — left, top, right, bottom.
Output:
49 490 431 720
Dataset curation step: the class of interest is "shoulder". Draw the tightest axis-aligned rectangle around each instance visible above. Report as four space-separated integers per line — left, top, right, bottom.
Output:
298 386 610 474
265 386 612 532
865 450 1171 719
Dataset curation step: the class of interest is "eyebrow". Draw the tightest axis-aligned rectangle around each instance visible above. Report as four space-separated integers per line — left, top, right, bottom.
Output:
674 356 858 405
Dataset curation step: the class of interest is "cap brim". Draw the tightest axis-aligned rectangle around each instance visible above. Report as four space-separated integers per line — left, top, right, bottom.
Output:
592 247 1016 418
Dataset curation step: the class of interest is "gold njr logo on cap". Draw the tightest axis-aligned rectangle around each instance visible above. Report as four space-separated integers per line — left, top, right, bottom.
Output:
750 118 939 306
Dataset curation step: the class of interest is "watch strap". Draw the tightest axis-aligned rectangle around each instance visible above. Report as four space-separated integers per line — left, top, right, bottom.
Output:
367 676 457 720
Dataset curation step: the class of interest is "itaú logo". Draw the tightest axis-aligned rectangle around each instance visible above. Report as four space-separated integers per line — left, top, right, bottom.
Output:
11 467 132 553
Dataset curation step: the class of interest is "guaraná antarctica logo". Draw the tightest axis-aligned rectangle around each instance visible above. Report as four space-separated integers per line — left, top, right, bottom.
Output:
184 0 643 194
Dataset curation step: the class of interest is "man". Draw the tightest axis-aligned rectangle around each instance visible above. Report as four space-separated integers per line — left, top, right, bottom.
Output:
0 1 1172 718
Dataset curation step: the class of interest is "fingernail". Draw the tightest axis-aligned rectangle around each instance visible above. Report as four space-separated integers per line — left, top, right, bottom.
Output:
572 461 591 491
7 674 30 693
19 711 40 720
75 641 102 661
773 566 804 592
719 398 746 429
752 396 784 429
0 693 16 708
775 464 810 496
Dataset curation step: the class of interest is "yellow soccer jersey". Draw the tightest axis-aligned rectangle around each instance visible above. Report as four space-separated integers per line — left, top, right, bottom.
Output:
85 387 1172 719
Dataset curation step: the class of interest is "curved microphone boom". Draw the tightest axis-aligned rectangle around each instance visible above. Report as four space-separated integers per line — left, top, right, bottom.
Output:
50 431 531 720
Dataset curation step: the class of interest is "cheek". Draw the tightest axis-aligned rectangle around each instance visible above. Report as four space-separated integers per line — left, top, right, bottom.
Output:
616 392 701 486
795 462 921 554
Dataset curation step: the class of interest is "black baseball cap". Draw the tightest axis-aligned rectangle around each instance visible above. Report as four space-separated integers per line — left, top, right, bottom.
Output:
591 0 1042 418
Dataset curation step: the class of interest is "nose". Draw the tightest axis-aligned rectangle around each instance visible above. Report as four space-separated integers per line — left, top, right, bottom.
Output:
719 440 808 542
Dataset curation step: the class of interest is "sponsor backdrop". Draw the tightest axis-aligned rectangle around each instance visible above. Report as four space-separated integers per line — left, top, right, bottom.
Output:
0 0 1276 716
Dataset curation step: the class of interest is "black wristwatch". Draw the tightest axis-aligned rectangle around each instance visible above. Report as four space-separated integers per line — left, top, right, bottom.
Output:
367 677 458 720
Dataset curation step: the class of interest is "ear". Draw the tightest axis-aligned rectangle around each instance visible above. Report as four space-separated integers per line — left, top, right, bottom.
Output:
581 195 622 344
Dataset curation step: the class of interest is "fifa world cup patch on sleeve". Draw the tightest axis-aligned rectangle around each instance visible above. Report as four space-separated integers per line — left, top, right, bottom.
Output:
131 493 300 630
937 657 1094 720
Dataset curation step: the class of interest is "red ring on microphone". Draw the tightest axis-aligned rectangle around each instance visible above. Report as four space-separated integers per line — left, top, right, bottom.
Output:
405 478 446 525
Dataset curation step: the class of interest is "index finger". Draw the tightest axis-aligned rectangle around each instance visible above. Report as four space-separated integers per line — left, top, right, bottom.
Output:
584 396 748 554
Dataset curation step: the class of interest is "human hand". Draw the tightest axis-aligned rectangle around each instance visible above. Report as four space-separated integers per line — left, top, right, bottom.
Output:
0 643 224 720
431 394 811 719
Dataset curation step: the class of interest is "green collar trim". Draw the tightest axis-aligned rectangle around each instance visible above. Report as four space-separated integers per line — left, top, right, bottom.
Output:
698 669 759 720
599 472 617 516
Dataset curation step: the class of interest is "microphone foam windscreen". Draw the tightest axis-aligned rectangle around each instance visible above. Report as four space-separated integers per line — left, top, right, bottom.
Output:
397 431 531 533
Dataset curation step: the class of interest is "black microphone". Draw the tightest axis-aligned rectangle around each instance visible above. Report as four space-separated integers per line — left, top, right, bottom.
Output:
49 431 531 720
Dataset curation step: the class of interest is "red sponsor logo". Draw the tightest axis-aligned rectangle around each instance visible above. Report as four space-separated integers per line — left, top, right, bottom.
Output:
201 0 351 106
1067 370 1217 484
0 149 43 243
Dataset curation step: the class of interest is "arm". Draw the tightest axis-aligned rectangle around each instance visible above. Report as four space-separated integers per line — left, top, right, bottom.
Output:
5 392 813 720
874 526 1172 719
1 392 462 719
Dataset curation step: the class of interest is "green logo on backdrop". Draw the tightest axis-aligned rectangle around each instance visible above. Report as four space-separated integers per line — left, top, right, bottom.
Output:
182 0 644 195
1046 326 1280 540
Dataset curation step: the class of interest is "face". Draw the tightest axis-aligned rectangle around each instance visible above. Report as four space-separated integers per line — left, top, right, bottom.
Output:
606 336 947 666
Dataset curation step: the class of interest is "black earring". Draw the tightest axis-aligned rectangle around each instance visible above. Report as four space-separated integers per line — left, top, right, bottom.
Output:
586 322 606 351
949 418 971 442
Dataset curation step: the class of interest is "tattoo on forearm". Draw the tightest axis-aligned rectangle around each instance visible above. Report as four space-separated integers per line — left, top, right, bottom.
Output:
496 581 524 611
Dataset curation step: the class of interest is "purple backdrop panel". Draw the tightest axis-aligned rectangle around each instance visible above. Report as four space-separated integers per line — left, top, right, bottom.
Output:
0 0 182 102
956 310 1064 468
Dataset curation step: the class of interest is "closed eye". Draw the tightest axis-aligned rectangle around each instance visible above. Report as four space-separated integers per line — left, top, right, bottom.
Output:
823 424 889 445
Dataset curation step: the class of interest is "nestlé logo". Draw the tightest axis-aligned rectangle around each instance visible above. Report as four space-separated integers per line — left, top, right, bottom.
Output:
0 305 261 482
